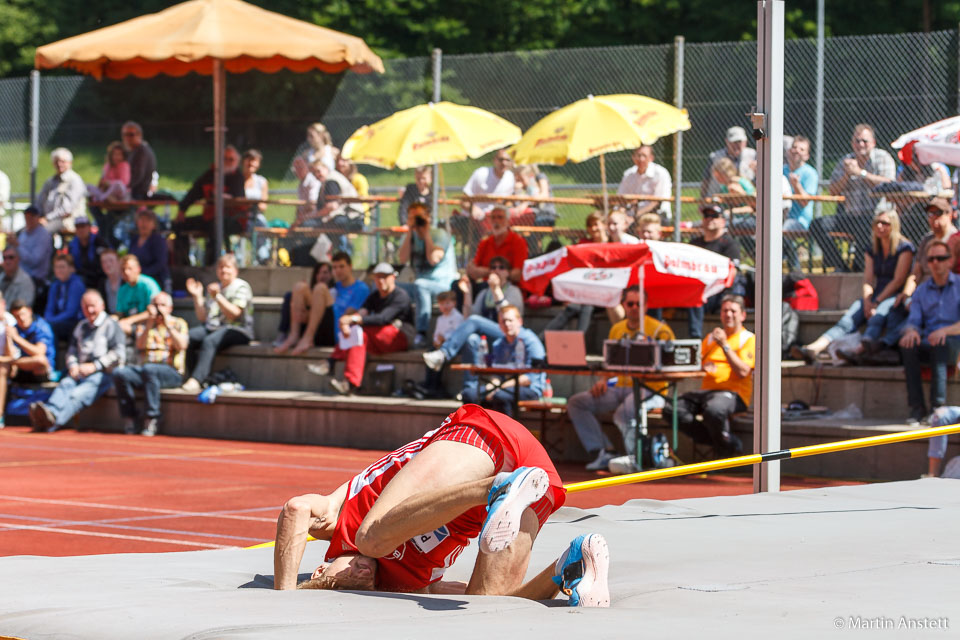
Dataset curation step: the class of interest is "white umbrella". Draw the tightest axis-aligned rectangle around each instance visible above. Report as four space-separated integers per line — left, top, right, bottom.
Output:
890 115 960 166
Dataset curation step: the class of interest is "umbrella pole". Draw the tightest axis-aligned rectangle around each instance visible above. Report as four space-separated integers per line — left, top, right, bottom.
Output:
600 153 609 216
213 60 226 262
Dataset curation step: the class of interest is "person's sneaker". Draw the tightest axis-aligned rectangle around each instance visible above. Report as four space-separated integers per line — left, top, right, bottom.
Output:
181 378 202 394
329 378 354 396
306 361 330 377
906 408 927 428
585 450 616 472
480 466 549 554
553 533 610 607
607 454 638 475
29 402 54 432
0 415 5 429
412 333 429 350
141 417 158 437
422 349 446 372
46 424 61 433
123 417 137 435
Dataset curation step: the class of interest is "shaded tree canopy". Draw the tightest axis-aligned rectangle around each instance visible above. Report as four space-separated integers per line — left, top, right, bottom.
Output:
3 0 958 78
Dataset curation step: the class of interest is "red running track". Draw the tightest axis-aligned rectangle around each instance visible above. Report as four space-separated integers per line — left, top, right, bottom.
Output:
0 426 862 557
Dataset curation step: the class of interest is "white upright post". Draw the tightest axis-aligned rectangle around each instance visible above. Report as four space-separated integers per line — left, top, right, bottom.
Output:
213 60 226 259
673 36 685 243
814 0 825 219
754 0 784 493
431 48 442 226
30 71 40 202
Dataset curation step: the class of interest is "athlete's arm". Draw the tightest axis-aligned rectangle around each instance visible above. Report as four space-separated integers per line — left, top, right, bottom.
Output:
424 580 468 595
273 483 347 590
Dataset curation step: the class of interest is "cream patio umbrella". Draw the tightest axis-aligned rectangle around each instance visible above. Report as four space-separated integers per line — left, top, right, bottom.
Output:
35 0 384 257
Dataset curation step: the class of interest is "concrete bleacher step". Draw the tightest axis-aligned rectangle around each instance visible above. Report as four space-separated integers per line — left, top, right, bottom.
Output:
729 415 957 481
780 363 954 420
72 388 956 482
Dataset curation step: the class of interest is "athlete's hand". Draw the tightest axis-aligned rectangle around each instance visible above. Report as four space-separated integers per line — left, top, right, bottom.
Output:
590 379 608 397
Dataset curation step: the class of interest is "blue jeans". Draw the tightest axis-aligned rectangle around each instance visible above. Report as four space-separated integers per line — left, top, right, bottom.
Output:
568 385 665 456
878 299 912 347
930 406 959 460
822 296 898 343
439 315 503 390
900 336 960 416
113 363 183 418
399 278 456 334
46 371 114 427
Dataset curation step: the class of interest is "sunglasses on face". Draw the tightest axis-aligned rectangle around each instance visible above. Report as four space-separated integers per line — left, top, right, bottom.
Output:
927 254 951 263
702 212 723 219
623 300 641 308
874 220 891 227
927 209 948 217
3 255 17 261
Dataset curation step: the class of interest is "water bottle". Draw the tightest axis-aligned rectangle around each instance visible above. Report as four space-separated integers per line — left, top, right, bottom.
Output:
479 336 490 366
543 378 554 399
198 384 220 404
514 338 526 368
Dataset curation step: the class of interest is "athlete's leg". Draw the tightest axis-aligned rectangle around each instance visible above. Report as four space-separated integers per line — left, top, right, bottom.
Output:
354 440 496 558
466 506 542 596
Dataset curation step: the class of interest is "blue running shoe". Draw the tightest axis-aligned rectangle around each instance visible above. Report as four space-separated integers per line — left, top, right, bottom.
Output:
552 534 610 607
479 466 549 554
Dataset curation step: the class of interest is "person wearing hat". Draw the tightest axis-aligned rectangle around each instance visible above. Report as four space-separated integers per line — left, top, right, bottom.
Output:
687 203 742 339
35 147 86 235
326 262 413 395
10 205 53 282
68 215 109 289
699 126 757 199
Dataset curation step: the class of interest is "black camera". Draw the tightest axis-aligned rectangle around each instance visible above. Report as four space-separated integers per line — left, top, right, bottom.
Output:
414 215 428 228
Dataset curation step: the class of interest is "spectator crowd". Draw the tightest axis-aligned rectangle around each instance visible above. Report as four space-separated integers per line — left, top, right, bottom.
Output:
0 118 957 478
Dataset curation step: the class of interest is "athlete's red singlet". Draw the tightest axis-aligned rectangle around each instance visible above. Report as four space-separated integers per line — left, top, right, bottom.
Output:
326 404 565 592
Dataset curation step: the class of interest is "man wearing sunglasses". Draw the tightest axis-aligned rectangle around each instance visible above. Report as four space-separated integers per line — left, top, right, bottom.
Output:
688 203 742 340
899 239 960 426
568 285 674 473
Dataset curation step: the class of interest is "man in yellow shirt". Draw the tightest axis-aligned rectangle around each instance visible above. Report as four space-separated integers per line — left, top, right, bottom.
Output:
665 294 755 457
568 285 674 473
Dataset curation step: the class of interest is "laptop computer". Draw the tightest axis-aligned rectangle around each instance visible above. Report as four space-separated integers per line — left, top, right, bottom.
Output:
544 331 588 368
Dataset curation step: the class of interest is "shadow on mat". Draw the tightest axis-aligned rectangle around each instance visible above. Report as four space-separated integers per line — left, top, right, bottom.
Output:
238 577 469 611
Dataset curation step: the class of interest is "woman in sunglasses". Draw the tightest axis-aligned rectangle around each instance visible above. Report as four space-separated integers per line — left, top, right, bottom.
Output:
792 209 915 364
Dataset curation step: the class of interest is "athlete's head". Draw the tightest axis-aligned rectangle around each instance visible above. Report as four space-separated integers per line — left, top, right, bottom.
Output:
298 553 377 591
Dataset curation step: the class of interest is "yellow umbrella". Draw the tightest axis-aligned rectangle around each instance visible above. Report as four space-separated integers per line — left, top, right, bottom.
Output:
342 101 521 170
510 93 691 213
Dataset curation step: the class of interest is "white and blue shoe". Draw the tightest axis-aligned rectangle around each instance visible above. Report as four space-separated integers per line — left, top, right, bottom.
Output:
553 534 610 607
479 466 549 554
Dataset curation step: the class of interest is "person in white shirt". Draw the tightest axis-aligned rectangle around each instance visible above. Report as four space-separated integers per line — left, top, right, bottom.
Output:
606 209 640 244
617 146 672 218
462 149 516 221
433 289 464 349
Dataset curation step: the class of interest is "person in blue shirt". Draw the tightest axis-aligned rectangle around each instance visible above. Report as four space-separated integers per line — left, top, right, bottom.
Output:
68 215 108 289
44 254 86 342
396 202 459 349
460 305 545 418
275 251 370 355
783 135 820 270
898 239 960 425
9 300 56 382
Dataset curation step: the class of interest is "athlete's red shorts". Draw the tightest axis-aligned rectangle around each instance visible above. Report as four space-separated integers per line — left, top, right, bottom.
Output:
431 422 555 527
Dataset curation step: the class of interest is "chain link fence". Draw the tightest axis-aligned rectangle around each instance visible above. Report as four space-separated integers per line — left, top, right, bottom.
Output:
0 29 957 270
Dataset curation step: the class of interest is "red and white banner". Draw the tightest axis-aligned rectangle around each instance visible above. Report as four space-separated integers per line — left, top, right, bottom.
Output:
891 116 960 166
522 241 736 308
551 268 632 308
